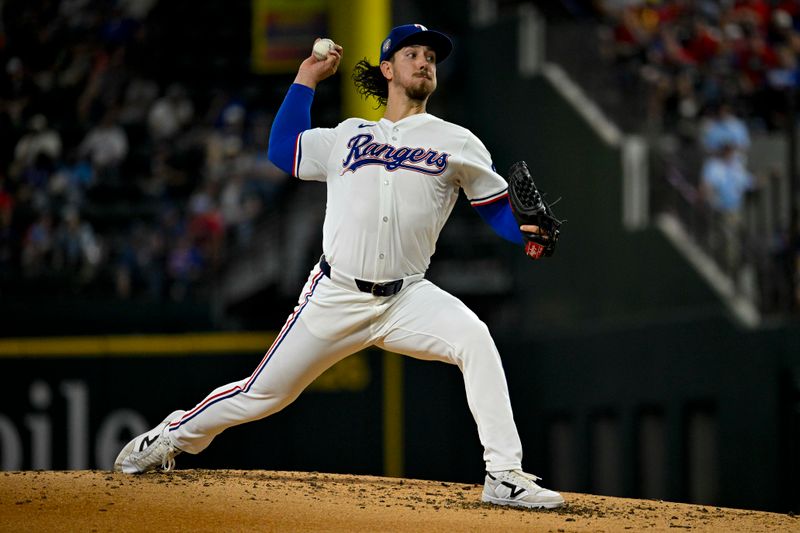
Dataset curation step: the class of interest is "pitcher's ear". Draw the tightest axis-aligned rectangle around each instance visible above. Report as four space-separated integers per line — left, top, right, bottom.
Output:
380 60 393 81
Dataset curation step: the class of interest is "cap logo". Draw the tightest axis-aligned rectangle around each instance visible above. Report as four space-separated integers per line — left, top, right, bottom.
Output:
382 38 391 54
414 24 427 31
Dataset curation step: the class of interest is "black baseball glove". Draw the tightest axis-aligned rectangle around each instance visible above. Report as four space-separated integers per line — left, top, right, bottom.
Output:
507 160 563 259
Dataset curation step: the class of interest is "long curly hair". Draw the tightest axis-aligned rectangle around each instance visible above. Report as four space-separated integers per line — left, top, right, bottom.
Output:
352 58 388 108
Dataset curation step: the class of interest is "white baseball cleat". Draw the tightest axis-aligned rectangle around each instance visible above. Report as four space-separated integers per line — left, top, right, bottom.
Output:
114 410 185 474
482 469 565 509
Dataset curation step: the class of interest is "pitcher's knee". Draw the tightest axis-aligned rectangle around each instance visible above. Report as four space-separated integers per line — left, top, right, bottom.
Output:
452 319 495 355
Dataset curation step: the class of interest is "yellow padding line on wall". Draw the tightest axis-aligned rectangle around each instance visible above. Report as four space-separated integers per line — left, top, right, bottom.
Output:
0 332 405 477
0 332 277 358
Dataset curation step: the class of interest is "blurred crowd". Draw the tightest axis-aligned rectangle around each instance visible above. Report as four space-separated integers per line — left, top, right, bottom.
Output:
0 0 288 301
598 0 800 136
595 0 800 310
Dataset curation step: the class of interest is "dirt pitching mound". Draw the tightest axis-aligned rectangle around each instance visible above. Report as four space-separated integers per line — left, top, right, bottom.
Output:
1 470 796 532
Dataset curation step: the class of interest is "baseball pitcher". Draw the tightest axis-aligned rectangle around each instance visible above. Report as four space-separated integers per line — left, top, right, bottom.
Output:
114 24 564 510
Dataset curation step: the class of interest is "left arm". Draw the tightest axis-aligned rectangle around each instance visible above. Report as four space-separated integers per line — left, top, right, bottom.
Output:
473 195 524 245
459 133 543 245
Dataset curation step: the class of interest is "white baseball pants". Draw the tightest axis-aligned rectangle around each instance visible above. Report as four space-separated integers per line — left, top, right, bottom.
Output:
167 263 524 472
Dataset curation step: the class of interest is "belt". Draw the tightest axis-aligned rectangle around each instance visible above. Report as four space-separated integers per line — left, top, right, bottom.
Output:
319 256 406 297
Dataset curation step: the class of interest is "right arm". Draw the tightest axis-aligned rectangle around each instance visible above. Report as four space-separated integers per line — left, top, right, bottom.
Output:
267 41 343 175
267 84 314 175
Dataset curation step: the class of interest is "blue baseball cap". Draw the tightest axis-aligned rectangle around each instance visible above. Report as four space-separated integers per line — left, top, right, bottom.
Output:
379 24 453 63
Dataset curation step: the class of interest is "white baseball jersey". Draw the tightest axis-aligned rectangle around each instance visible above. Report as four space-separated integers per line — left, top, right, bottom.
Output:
163 110 525 475
293 114 508 282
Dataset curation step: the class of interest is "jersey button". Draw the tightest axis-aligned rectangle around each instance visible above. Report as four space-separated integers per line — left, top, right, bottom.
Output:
379 253 385 259
384 180 389 186
382 216 388 222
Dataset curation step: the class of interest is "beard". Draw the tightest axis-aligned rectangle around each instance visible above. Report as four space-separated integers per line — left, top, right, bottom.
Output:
405 76 435 102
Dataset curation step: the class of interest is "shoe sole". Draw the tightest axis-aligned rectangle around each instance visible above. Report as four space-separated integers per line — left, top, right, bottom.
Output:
481 492 565 509
113 410 185 474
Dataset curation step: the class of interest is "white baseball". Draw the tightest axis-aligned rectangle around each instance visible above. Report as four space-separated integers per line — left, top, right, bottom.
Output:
313 38 335 60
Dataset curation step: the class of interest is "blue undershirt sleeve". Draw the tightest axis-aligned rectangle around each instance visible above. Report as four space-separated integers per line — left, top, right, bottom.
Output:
474 199 524 245
268 83 315 175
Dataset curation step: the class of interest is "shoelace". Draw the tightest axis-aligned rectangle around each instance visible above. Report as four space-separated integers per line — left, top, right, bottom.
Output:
511 470 542 482
161 449 178 472
155 437 182 472
504 470 545 491
131 436 178 472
